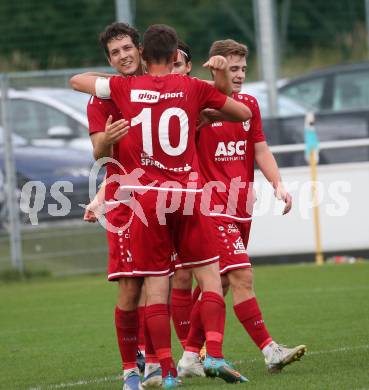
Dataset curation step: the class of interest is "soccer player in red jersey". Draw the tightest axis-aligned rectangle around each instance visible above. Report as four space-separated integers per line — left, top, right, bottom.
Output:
81 23 162 390
180 39 306 375
71 24 252 387
168 41 196 350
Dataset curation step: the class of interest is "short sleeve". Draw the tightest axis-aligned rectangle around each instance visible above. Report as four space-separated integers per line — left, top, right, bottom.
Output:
193 78 227 111
87 96 108 135
109 75 128 109
249 98 266 143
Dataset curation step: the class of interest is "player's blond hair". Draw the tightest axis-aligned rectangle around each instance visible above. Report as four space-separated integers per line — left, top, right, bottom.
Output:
209 39 248 59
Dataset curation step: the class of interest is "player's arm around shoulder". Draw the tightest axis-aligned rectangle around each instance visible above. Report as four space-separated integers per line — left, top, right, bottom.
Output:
220 95 252 122
70 72 112 97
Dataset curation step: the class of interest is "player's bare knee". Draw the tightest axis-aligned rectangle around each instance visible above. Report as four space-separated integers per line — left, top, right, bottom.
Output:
229 268 254 295
193 264 222 295
221 274 230 296
173 269 193 290
144 276 170 305
117 278 142 309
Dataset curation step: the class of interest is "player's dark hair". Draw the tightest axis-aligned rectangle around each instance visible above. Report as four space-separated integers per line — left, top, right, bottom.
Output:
178 40 192 64
99 22 140 58
142 24 178 64
209 39 248 59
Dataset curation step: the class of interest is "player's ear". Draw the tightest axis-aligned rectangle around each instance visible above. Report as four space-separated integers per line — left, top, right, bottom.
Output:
186 61 193 74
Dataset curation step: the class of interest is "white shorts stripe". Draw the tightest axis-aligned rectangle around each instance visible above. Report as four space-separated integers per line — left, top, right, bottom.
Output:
120 185 203 193
105 199 130 205
108 269 171 279
219 263 251 274
210 212 252 222
175 255 219 269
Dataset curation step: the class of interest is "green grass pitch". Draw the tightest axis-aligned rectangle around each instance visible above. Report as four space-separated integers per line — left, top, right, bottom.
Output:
1 262 368 390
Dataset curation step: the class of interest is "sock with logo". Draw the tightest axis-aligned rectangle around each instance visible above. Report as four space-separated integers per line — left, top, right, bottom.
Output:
185 299 205 354
144 307 160 365
145 304 177 378
233 297 273 349
115 306 139 370
171 288 193 348
200 292 226 358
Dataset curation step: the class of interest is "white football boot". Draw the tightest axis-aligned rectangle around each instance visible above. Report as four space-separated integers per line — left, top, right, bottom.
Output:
177 351 205 377
263 341 307 373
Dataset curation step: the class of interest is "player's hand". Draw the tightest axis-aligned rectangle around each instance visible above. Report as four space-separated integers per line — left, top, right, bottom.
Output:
83 197 103 223
203 55 228 71
104 115 129 146
275 184 292 215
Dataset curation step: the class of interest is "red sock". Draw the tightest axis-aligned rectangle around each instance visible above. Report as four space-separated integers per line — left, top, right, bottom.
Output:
234 297 272 350
200 292 225 358
145 304 177 377
192 285 201 304
115 307 138 370
144 310 159 364
138 306 145 353
171 288 193 348
185 299 205 353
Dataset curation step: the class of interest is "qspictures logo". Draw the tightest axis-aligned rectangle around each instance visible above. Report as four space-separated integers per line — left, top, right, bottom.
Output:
17 157 352 231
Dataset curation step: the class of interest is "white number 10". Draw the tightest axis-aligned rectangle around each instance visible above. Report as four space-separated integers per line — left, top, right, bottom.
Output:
131 107 189 156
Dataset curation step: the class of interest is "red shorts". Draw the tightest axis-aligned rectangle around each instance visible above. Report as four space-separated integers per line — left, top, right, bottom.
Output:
105 204 136 281
129 190 219 276
213 216 252 275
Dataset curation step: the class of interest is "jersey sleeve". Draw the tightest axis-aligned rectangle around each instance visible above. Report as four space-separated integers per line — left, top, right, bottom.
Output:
249 98 266 143
87 96 108 135
109 75 128 109
193 78 227 111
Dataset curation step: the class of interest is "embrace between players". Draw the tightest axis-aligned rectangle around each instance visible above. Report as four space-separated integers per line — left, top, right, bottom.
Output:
70 22 306 390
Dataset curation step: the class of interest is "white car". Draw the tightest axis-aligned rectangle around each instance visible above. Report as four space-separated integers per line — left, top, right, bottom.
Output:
3 87 92 150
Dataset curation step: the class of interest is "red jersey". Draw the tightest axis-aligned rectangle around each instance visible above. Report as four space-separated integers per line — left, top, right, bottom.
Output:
87 96 127 202
197 93 265 220
108 74 227 190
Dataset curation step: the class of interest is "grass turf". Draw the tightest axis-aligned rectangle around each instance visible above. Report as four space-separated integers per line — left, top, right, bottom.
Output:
0 262 368 390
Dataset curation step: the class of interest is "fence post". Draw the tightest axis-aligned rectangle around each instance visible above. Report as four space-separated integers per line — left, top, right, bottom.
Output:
255 0 279 118
304 112 324 266
1 74 24 274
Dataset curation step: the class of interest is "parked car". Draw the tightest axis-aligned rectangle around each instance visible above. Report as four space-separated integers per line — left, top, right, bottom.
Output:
242 66 369 259
1 87 92 150
0 127 103 227
242 62 369 167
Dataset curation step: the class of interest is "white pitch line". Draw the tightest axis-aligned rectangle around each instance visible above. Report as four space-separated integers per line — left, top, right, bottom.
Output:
29 344 369 390
308 344 369 356
28 374 123 390
232 344 369 365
